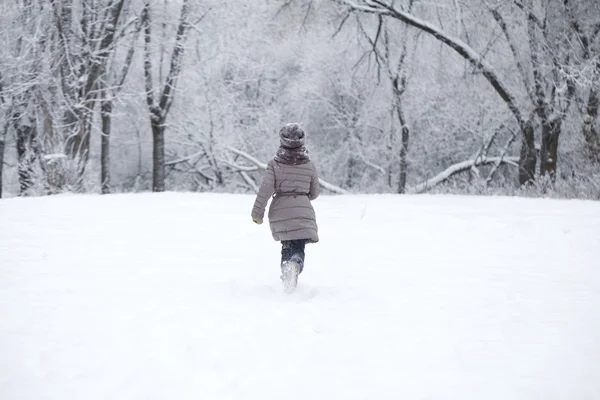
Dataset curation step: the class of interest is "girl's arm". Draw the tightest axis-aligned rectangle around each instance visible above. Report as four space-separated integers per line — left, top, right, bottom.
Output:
251 161 276 221
308 163 320 200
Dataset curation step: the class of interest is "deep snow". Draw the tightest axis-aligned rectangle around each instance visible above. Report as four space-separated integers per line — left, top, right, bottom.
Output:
1 192 599 400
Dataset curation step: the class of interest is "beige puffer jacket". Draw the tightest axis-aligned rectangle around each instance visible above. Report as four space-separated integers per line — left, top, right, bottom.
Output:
251 159 320 243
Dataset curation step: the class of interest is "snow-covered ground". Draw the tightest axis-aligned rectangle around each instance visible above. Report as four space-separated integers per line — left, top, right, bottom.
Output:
1 192 599 400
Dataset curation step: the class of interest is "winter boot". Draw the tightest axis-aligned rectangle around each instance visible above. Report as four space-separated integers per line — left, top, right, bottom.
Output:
280 261 299 293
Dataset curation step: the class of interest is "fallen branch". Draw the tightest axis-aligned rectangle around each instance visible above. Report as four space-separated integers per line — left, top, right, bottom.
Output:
226 146 349 194
408 156 519 194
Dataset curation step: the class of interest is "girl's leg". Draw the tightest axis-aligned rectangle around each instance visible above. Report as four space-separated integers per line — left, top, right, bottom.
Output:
281 240 306 272
289 240 306 273
280 241 299 291
281 241 293 267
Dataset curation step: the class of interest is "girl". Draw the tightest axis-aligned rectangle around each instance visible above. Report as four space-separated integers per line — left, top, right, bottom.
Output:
251 123 320 292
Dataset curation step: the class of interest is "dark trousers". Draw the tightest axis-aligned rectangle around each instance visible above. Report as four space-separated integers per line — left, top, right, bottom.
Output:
281 239 306 273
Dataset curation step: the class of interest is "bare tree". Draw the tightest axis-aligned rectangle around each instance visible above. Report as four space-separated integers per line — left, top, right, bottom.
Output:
355 1 414 192
141 0 191 192
522 0 576 179
13 93 39 194
100 14 142 194
51 0 127 188
490 0 599 178
3 2 47 196
564 0 600 164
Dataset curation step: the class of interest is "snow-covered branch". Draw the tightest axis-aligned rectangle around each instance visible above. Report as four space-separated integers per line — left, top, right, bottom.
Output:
227 147 268 169
408 156 519 194
489 7 535 105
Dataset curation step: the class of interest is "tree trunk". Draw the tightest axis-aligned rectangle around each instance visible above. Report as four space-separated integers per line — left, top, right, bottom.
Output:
101 97 112 194
15 122 37 195
0 121 7 198
392 77 410 194
152 120 166 192
398 125 409 193
519 120 536 185
386 107 394 188
540 118 561 178
582 86 599 163
345 155 356 189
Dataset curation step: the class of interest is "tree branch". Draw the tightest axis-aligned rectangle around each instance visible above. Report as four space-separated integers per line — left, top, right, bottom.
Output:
159 0 191 117
356 16 387 80
489 7 535 104
300 0 314 33
332 10 352 38
83 0 126 99
0 71 5 105
512 0 544 30
527 10 547 121
113 15 144 92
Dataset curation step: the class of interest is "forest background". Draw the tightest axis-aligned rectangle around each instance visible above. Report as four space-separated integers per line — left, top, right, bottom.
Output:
1 0 599 199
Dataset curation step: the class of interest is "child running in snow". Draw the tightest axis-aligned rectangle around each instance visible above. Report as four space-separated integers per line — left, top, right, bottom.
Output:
251 123 320 292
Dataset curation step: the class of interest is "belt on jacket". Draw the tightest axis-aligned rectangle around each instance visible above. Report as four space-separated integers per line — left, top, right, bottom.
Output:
273 192 306 198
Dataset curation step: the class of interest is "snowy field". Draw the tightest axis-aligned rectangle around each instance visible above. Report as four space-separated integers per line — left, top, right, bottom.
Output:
1 192 599 400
